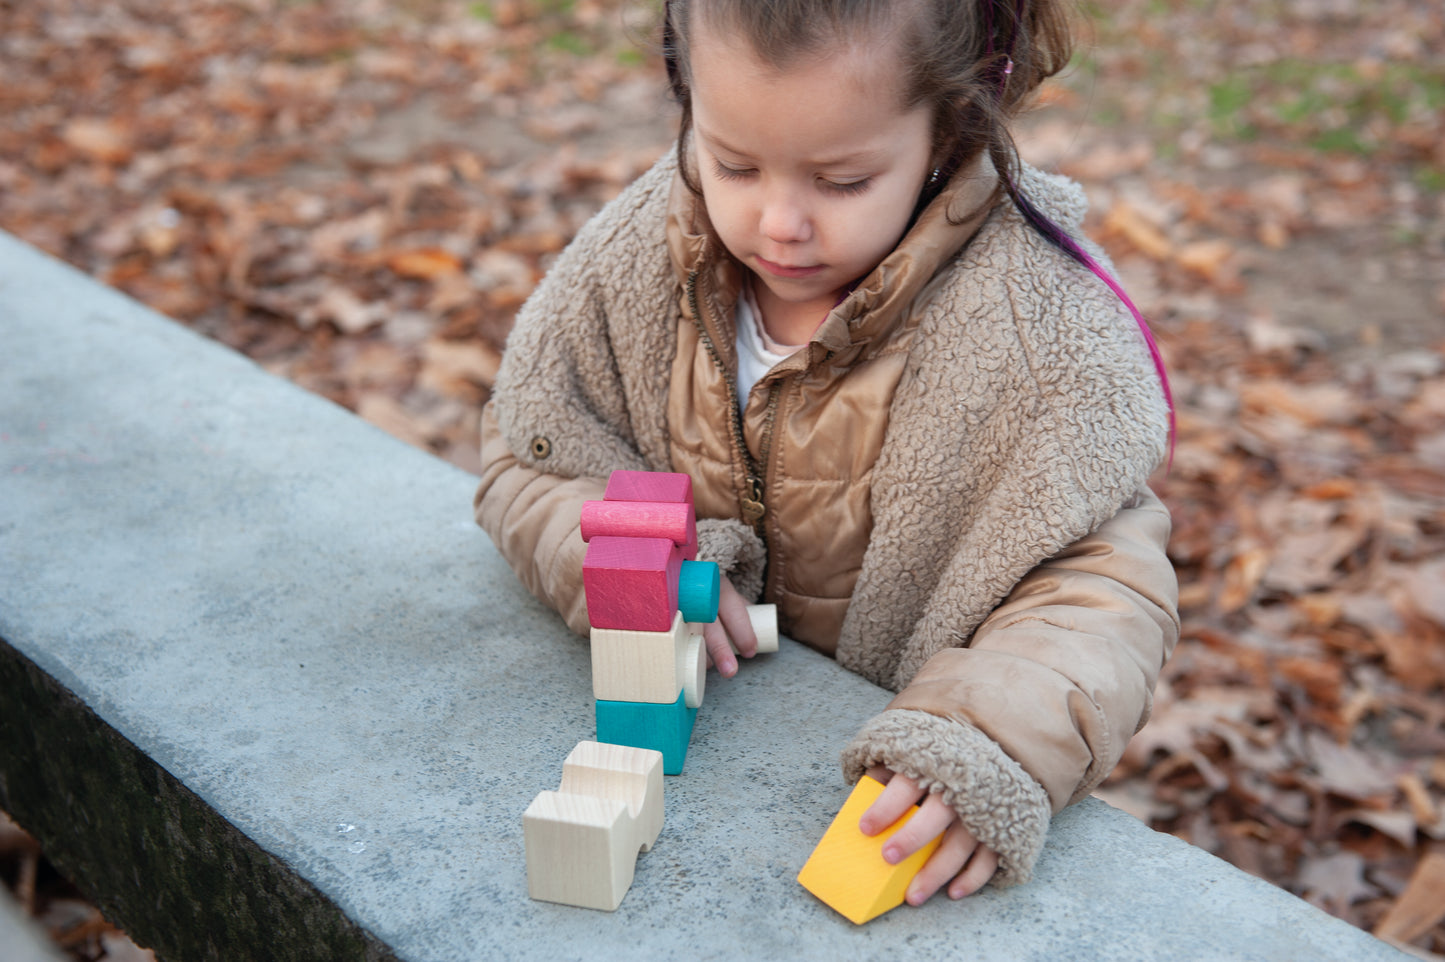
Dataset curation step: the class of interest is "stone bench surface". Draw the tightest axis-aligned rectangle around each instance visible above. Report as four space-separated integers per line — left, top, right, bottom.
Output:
0 229 1409 962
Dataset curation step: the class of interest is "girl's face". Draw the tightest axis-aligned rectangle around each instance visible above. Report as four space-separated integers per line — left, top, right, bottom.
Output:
689 20 935 337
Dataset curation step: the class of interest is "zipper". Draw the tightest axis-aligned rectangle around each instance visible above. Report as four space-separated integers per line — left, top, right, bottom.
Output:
685 269 777 535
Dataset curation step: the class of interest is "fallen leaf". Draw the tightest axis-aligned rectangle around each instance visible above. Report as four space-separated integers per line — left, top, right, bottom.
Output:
1299 851 1374 913
61 119 134 164
1218 547 1269 613
1374 852 1445 943
355 394 430 450
387 248 464 280
1101 200 1173 260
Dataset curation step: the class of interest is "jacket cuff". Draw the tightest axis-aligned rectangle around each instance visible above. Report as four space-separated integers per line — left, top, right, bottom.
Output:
840 708 1052 887
694 518 766 602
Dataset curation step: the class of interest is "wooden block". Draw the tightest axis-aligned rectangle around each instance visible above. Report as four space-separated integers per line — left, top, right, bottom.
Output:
583 536 682 631
678 630 705 709
590 612 688 705
676 559 719 624
747 604 778 654
595 694 698 775
580 499 697 548
603 470 692 505
558 740 664 851
796 775 943 925
523 741 664 911
692 603 780 656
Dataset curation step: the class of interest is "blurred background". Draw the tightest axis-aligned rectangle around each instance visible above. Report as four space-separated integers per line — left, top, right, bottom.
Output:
1 0 1442 957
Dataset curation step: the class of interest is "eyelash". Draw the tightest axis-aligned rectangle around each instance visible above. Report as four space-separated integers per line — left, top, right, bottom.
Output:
709 160 872 197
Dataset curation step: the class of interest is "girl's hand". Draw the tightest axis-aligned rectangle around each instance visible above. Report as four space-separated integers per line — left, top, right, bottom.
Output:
701 577 756 677
858 766 999 903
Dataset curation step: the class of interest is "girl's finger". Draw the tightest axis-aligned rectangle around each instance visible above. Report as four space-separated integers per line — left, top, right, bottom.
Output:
857 771 924 836
906 821 976 905
715 581 757 658
879 790 955 865
702 622 737 677
947 843 1000 899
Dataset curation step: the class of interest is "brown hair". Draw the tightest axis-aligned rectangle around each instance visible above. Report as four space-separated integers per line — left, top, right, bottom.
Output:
662 0 1074 214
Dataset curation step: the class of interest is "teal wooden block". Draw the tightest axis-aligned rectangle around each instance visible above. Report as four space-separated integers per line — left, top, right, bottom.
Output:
595 694 698 775
677 559 719 624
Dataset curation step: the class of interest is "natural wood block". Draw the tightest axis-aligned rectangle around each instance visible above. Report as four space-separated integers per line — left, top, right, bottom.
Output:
595 694 698 775
580 499 697 548
590 612 689 705
796 776 943 925
583 536 682 631
679 630 705 709
693 603 780 656
523 741 665 912
747 604 778 654
603 470 693 505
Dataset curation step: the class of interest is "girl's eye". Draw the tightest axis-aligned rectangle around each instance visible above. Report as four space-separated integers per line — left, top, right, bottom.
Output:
711 160 754 181
821 177 872 196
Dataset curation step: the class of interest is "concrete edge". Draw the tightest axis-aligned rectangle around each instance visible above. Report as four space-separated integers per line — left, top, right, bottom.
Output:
0 638 398 962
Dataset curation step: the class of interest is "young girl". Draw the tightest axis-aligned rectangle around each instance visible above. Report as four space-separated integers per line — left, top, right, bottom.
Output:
475 0 1178 905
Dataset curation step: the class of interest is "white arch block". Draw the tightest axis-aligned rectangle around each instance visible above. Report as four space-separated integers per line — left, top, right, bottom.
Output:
524 741 665 911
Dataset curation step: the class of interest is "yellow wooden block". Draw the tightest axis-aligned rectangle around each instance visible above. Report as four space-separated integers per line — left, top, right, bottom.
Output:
796 775 942 924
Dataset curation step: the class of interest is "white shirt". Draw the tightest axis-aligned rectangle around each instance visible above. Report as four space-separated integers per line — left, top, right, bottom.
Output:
734 282 804 413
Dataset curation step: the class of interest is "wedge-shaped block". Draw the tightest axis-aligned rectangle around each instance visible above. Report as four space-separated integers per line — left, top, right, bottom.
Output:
603 470 693 505
796 775 943 925
595 693 698 775
583 536 681 631
591 612 689 705
523 741 664 912
581 499 697 548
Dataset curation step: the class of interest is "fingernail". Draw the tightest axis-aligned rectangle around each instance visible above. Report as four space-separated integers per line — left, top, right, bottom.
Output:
881 844 900 865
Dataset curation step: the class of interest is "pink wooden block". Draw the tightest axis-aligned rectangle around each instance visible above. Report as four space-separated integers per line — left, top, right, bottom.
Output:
603 471 693 506
583 536 683 631
580 500 697 548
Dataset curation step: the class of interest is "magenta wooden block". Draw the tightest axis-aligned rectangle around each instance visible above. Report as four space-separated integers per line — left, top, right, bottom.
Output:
580 500 697 548
603 471 693 505
583 536 683 631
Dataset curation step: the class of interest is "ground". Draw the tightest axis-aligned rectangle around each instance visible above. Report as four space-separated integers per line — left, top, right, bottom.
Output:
1 0 1443 957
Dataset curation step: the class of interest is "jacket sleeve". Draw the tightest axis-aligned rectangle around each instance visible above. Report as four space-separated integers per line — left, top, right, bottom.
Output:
474 401 605 635
473 153 767 632
840 485 1178 885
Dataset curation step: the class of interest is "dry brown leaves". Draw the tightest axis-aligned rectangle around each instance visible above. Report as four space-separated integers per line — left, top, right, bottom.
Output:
2 0 1443 958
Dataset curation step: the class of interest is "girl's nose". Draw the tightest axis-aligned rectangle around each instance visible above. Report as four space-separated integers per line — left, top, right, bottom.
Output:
760 190 811 245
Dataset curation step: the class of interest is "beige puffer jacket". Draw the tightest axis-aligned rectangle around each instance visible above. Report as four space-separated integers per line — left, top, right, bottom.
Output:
475 149 1178 885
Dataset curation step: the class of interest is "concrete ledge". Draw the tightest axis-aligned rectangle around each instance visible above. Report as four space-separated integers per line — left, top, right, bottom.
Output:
0 229 1410 961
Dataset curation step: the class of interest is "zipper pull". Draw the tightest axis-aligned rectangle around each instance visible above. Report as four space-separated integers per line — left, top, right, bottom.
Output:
740 476 766 525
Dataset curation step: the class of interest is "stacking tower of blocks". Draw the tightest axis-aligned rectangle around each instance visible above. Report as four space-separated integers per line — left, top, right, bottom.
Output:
797 775 943 925
583 471 720 775
525 470 779 911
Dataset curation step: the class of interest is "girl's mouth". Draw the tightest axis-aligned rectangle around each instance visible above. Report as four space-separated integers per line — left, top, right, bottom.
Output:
755 256 823 279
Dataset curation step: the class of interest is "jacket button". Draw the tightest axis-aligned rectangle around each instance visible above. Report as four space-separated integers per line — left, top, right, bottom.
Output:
530 436 552 460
